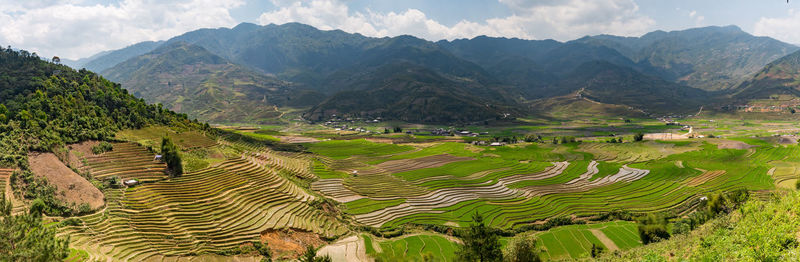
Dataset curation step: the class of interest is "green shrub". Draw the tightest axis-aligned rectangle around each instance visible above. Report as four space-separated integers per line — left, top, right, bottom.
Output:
161 136 183 177
91 141 113 154
637 214 670 244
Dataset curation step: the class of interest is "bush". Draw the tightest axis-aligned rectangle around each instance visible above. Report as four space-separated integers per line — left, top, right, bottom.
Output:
161 136 183 177
634 132 644 142
505 237 541 262
637 214 670 244
77 203 92 214
91 141 113 154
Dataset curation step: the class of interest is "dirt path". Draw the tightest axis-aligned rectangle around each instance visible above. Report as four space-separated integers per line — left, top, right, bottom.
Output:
675 161 684 168
589 229 619 252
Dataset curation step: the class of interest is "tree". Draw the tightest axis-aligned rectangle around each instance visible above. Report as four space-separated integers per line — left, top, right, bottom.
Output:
457 212 503 262
0 195 70 261
393 126 403 133
505 237 540 262
252 241 271 262
590 243 605 258
301 245 331 262
161 136 183 177
637 214 670 244
634 132 644 142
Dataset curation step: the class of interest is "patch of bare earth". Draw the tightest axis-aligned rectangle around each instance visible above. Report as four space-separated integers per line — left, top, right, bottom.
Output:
589 229 619 252
712 139 755 150
28 152 104 209
261 229 326 260
643 133 689 140
277 136 320 144
357 154 473 175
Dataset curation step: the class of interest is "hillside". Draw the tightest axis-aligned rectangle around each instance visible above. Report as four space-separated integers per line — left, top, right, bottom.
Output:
82 41 164 72
76 23 798 123
578 26 799 91
102 42 324 124
305 62 517 123
731 50 800 101
611 190 800 261
0 45 201 244
554 61 710 114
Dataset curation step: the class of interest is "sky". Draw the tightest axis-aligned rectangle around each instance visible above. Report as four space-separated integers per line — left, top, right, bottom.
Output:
1 0 798 60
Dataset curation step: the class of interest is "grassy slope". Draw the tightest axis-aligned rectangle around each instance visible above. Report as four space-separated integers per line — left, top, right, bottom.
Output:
608 190 800 261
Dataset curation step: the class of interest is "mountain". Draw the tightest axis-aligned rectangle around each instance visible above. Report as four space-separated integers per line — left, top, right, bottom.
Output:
80 23 799 123
731 50 800 101
575 26 799 91
102 42 324 124
81 41 164 72
540 61 710 114
305 62 518 123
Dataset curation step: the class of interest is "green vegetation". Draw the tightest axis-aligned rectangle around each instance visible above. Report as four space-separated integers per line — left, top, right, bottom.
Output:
373 234 459 262
457 213 503 262
0 46 202 217
161 136 183 177
0 195 69 261
613 190 800 261
91 141 113 154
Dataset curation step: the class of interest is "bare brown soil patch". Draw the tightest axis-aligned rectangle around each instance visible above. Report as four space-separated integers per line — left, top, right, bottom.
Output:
712 139 755 150
687 170 726 187
590 229 619 251
261 229 326 260
643 133 689 140
357 154 473 175
28 153 104 209
277 136 320 144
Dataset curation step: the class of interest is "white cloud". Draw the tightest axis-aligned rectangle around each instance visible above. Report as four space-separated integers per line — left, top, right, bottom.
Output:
257 0 654 41
688 10 705 25
754 9 800 45
0 0 244 59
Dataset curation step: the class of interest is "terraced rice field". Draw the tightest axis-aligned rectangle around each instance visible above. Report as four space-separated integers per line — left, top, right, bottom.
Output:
63 158 347 261
535 221 641 260
0 168 11 189
308 139 782 230
117 126 217 149
83 142 168 182
368 234 459 262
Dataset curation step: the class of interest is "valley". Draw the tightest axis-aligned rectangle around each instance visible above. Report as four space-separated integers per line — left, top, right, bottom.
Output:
3 14 800 262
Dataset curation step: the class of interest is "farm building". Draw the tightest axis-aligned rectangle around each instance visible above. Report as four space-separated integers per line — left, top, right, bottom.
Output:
123 179 139 187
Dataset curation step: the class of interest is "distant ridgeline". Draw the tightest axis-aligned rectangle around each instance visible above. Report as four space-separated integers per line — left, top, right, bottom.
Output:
0 46 203 167
84 23 799 123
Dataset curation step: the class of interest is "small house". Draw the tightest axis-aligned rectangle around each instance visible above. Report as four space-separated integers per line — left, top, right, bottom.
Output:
490 142 503 146
123 179 139 187
154 155 163 161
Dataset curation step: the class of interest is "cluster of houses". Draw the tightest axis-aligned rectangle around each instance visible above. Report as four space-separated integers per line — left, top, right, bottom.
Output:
322 115 382 133
470 140 506 146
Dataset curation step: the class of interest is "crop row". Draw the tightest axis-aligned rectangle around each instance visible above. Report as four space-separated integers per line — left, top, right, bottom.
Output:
64 157 347 260
84 142 167 182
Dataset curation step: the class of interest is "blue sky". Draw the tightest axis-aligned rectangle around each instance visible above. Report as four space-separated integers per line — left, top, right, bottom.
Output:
0 0 798 59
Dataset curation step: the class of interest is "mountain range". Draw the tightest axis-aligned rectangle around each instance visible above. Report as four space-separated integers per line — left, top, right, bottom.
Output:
73 22 800 124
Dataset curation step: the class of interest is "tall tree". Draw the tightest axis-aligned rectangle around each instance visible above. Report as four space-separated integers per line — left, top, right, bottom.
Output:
457 212 503 262
0 195 69 261
161 136 183 177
